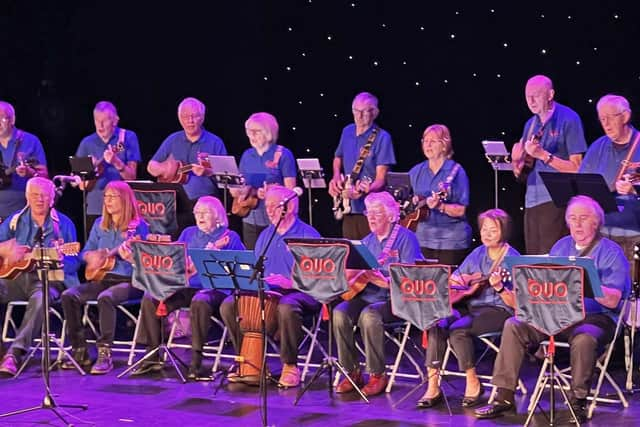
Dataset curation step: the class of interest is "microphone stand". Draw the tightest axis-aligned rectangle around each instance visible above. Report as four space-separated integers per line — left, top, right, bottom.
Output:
0 228 88 425
625 250 640 392
248 205 288 427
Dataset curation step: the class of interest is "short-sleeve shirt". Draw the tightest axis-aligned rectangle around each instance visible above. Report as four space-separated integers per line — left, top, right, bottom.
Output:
334 124 396 214
453 244 520 312
76 128 142 215
522 103 587 208
359 224 423 304
254 218 320 293
151 129 227 200
0 129 47 218
408 159 472 250
238 144 297 226
549 236 630 322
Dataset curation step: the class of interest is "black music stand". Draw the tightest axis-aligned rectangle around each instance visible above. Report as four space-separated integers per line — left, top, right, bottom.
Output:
0 235 88 425
209 155 245 215
126 181 191 239
539 172 618 213
386 263 454 415
69 155 97 243
187 248 258 384
505 256 603 426
481 140 512 209
285 237 380 405
297 158 326 227
118 241 190 383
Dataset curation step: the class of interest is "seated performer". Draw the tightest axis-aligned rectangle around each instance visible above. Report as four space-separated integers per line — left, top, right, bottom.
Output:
475 196 630 423
0 177 80 376
130 195 244 378
219 185 321 387
61 181 148 374
333 191 423 396
416 209 519 409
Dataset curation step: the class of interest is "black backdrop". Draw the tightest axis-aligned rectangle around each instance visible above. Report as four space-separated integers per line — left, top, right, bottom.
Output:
2 1 639 251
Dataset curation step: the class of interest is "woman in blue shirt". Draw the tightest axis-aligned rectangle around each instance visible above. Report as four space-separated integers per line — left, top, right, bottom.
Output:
408 124 471 266
417 209 519 409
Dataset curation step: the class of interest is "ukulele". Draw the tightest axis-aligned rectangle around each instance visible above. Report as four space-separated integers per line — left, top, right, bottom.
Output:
231 187 259 218
514 124 546 183
332 175 373 220
448 268 510 305
84 227 138 282
400 187 448 231
0 155 39 189
157 152 211 184
83 143 126 191
341 268 389 301
0 242 80 280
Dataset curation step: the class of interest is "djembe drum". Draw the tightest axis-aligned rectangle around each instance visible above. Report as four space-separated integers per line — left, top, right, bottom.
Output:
237 290 281 378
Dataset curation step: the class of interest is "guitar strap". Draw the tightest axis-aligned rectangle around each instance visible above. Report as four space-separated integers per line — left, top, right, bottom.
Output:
115 128 126 152
348 126 378 181
578 234 601 258
377 223 401 266
439 162 461 194
9 206 62 243
488 243 510 273
614 130 640 184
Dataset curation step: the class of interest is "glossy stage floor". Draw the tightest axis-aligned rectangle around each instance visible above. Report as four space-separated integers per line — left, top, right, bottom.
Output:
1 340 639 427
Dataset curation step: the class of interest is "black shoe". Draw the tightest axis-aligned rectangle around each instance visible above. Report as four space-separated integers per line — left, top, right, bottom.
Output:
187 363 202 380
475 399 515 419
416 392 443 409
462 384 485 407
569 398 587 424
61 347 92 370
90 346 113 375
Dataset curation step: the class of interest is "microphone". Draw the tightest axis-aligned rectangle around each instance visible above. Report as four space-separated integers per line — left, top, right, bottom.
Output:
278 187 304 207
53 175 82 186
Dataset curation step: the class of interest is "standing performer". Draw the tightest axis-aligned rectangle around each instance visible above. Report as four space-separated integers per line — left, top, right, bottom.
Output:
511 75 587 254
0 101 48 221
407 124 471 266
416 209 519 409
333 191 422 397
230 112 297 249
75 101 141 231
60 181 148 375
328 92 396 240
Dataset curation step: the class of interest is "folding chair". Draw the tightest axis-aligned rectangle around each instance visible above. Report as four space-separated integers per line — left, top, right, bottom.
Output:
82 299 144 365
165 307 235 374
441 331 527 401
527 300 630 419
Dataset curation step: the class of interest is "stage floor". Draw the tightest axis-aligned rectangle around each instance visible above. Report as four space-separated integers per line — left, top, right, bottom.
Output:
1 347 639 426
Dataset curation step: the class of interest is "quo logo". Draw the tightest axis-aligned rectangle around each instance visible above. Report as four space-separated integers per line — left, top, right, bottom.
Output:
400 278 438 296
141 252 173 272
299 256 336 275
138 201 166 218
527 278 568 300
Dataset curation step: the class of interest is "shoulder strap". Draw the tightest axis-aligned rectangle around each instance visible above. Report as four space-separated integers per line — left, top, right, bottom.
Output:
377 223 401 265
578 235 601 258
349 126 378 180
488 243 510 273
614 130 640 183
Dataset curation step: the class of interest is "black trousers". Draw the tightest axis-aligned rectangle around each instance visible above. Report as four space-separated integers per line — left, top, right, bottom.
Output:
342 214 370 240
524 201 568 255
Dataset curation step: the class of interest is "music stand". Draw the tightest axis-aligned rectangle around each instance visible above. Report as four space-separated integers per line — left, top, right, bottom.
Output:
118 241 190 383
0 238 88 424
505 256 602 426
286 237 380 405
187 248 258 383
482 140 512 209
126 181 191 239
539 172 618 213
297 158 326 227
69 155 97 243
209 155 246 215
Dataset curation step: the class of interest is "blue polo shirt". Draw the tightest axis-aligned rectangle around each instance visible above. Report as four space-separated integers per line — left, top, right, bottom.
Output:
178 225 245 287
254 218 320 293
408 159 472 250
151 129 227 200
579 128 640 234
453 244 520 312
239 144 297 227
335 124 396 214
0 129 47 218
0 207 80 287
76 128 142 215
82 218 149 277
550 236 630 322
522 103 587 208
359 225 423 304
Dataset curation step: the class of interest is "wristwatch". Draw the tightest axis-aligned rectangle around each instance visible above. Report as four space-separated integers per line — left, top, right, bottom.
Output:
544 152 554 165
495 286 506 294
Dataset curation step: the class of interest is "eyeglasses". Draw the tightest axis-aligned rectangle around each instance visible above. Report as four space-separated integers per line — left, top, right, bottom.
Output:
363 210 386 219
422 138 443 145
103 194 121 200
193 210 213 217
352 108 376 116
598 111 626 123
566 214 593 225
179 113 203 121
